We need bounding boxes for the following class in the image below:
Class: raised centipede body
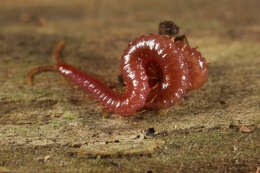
[28,34,208,116]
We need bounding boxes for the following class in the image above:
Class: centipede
[28,22,208,116]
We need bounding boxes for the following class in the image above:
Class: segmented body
[28,34,208,116]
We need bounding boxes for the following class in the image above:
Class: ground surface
[0,0,260,172]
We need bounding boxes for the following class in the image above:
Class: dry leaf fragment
[240,125,253,133]
[44,155,51,162]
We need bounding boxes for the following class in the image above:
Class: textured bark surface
[0,0,260,172]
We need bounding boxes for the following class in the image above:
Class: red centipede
[28,34,208,116]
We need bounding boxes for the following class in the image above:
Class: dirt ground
[0,0,260,172]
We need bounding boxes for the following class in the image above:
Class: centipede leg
[158,109,169,115]
[176,98,185,106]
[96,105,109,119]
[27,65,58,85]
[53,41,65,64]
[175,35,190,46]
[136,109,146,115]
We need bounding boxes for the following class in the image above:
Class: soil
[0,0,260,172]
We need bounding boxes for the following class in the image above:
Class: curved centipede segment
[28,34,208,116]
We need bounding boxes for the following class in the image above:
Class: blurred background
[0,0,259,172]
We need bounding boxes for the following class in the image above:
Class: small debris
[158,21,179,38]
[71,143,82,148]
[219,100,226,105]
[20,13,47,27]
[92,133,99,137]
[37,17,46,26]
[51,113,61,118]
[0,167,10,173]
[256,167,260,173]
[20,13,32,23]
[59,160,68,167]
[229,124,239,129]
[156,131,168,137]
[44,155,51,162]
[36,157,44,163]
[110,161,118,167]
[233,145,238,151]
[185,129,190,134]
[135,133,145,140]
[240,125,253,133]
[114,140,120,143]
[145,128,155,136]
